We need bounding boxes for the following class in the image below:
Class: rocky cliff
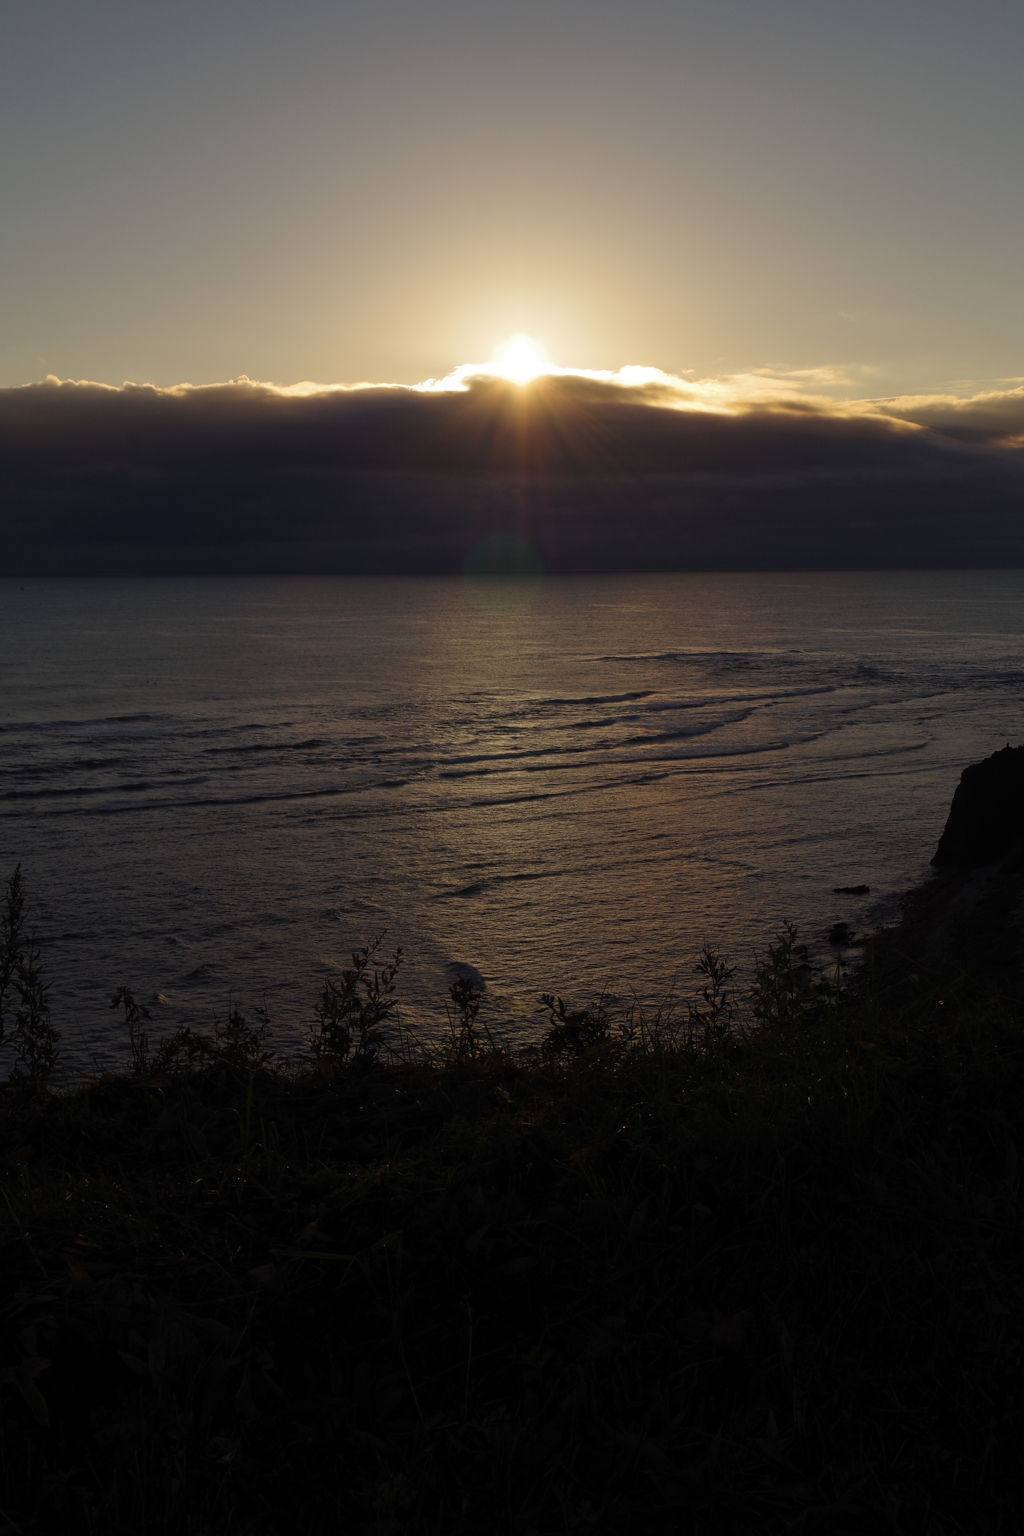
[931,742,1024,867]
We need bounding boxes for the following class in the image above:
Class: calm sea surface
[1,572,1022,1072]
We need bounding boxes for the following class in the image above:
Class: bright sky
[3,0,1023,399]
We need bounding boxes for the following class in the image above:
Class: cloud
[1,366,1022,574]
[873,384,1024,446]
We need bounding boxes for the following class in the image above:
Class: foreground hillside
[1,882,1023,1535]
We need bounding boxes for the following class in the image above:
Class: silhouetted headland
[858,741,1024,1004]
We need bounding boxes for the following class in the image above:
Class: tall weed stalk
[0,865,59,1082]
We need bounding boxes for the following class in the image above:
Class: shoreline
[857,851,1024,1006]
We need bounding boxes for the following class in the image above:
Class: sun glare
[490,333,549,384]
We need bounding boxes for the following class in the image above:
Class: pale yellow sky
[3,1,1023,399]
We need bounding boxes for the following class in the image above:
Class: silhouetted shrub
[151,1023,215,1074]
[110,985,152,1075]
[215,1000,274,1071]
[687,940,737,1050]
[446,975,488,1058]
[751,921,814,1034]
[0,865,59,1082]
[310,934,403,1069]
[537,991,612,1062]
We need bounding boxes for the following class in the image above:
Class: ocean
[1,570,1022,1073]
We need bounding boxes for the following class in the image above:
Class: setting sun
[490,333,549,384]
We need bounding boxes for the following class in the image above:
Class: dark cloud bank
[2,372,1023,575]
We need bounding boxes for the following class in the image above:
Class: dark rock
[931,743,1024,868]
[833,884,870,895]
[446,961,486,991]
[828,921,855,947]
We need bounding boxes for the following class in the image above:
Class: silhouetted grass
[1,919,1023,1532]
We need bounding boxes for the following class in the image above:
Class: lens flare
[490,333,548,384]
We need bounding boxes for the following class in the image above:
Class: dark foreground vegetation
[1,867,1023,1534]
